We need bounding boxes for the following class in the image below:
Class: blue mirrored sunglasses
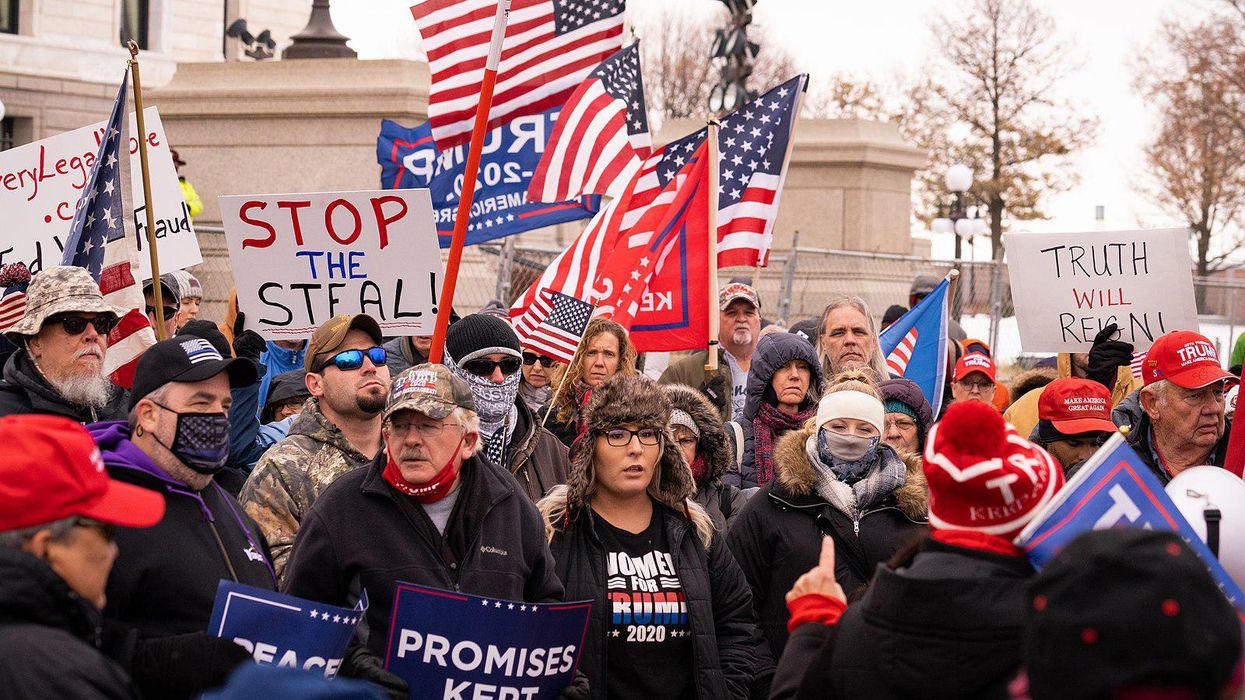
[318,346,386,372]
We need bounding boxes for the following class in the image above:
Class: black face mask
[151,402,230,475]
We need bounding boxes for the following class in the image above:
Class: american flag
[513,289,594,363]
[410,0,625,150]
[1130,351,1146,379]
[527,42,650,203]
[61,71,156,389]
[0,264,31,333]
[886,327,919,376]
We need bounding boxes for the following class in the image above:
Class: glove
[130,631,252,698]
[1086,323,1134,390]
[232,311,267,363]
[558,670,590,699]
[341,644,409,700]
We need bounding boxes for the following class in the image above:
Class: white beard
[49,371,114,410]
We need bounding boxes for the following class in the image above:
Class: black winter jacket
[769,538,1035,700]
[0,349,127,422]
[507,398,571,503]
[283,451,565,659]
[0,548,137,699]
[549,503,761,699]
[727,426,927,658]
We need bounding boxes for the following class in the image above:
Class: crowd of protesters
[0,266,1242,699]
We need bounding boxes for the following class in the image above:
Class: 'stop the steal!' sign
[220,189,443,339]
[1004,228,1198,353]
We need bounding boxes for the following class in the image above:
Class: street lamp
[931,163,987,318]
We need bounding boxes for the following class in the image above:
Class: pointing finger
[819,536,836,571]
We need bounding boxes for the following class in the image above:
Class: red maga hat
[1142,330,1236,389]
[1038,378,1118,435]
[954,352,996,383]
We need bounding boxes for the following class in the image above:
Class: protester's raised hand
[786,536,846,604]
[1087,323,1134,389]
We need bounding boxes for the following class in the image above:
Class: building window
[120,0,149,49]
[0,119,14,152]
[1,0,17,35]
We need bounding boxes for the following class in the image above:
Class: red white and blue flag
[409,0,625,150]
[512,289,595,363]
[879,273,951,418]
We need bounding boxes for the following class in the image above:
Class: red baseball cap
[1142,330,1236,389]
[954,352,996,382]
[0,415,165,532]
[1038,378,1118,435]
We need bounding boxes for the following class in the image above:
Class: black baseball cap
[129,337,258,410]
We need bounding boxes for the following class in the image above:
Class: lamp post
[709,0,759,114]
[931,164,988,319]
[283,0,356,60]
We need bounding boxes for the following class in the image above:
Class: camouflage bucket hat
[5,266,124,340]
[384,364,476,421]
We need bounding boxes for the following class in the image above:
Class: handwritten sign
[0,107,201,278]
[207,581,367,677]
[1004,228,1198,352]
[384,583,591,700]
[220,189,443,339]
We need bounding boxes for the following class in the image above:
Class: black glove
[1086,323,1134,390]
[341,644,409,700]
[232,310,267,363]
[130,631,252,699]
[558,670,590,699]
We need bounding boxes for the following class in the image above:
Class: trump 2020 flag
[878,274,950,418]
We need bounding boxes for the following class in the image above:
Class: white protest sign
[1004,228,1198,352]
[0,107,201,278]
[220,189,443,339]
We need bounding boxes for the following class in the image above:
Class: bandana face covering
[383,437,464,503]
[150,402,230,475]
[817,428,881,485]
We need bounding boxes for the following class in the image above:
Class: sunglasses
[317,346,386,372]
[522,352,556,368]
[72,517,117,543]
[462,356,522,377]
[46,314,117,336]
[145,305,178,322]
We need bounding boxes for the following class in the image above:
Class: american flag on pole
[410,0,625,150]
[527,42,650,202]
[512,289,594,363]
[61,70,156,389]
[886,327,920,376]
[0,264,31,333]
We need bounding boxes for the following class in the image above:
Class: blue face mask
[151,402,230,475]
[817,428,881,484]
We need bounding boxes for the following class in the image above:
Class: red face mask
[382,437,464,503]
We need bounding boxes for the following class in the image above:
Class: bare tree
[802,75,892,121]
[900,0,1096,258]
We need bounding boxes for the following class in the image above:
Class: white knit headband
[815,391,885,433]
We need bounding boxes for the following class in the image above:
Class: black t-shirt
[595,505,694,700]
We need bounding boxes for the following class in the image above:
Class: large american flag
[527,42,649,203]
[61,71,156,389]
[410,0,625,150]
[513,289,594,363]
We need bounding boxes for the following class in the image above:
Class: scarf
[753,402,813,487]
[446,352,521,466]
[518,381,551,413]
[690,453,710,485]
[804,434,906,519]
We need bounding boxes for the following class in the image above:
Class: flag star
[102,208,116,229]
[482,600,490,606]
[609,629,620,637]
[84,213,95,228]
[684,140,696,152]
[731,188,741,199]
[506,214,515,222]
[778,87,789,97]
[331,614,341,623]
[750,127,762,138]
[748,160,758,170]
[102,179,115,196]
[83,238,94,256]
[763,159,772,169]
[629,270,640,280]
[769,100,781,110]
[724,137,736,148]
[731,154,743,166]
[105,152,118,169]
[520,605,527,611]
[639,256,650,267]
[321,612,330,620]
[741,141,753,152]
[508,603,515,610]
[310,609,319,618]
[722,169,734,181]
[495,601,503,608]
[107,126,118,139]
[760,114,772,124]
[673,154,685,167]
[743,110,754,120]
[622,283,632,294]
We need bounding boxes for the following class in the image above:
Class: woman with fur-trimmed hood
[726,371,929,660]
[666,384,748,533]
[537,375,764,699]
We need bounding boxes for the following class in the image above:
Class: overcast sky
[334,0,1215,256]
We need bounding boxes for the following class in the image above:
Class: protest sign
[384,583,591,700]
[220,189,443,339]
[1003,228,1198,352]
[207,581,367,677]
[1016,434,1245,621]
[377,110,600,247]
[0,107,200,278]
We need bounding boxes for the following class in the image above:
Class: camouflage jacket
[240,397,372,581]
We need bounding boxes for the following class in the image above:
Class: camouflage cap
[5,266,124,340]
[385,364,476,421]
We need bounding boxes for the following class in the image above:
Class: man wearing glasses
[949,352,998,408]
[242,313,390,579]
[283,364,567,696]
[1031,378,1120,477]
[142,274,182,341]
[0,266,128,421]
[444,314,569,502]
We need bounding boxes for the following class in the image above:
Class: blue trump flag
[384,583,591,700]
[878,274,950,418]
[207,580,367,677]
[377,110,600,248]
[1016,434,1245,622]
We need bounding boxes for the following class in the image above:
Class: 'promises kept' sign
[1003,228,1198,353]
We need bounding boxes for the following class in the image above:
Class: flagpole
[704,119,721,373]
[540,339,587,431]
[429,0,511,363]
[127,41,166,341]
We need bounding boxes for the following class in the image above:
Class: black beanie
[445,313,520,363]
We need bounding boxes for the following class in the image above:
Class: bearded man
[661,282,763,421]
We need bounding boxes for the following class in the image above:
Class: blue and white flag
[879,274,950,418]
[377,110,600,248]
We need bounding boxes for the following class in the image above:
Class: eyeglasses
[145,305,178,322]
[317,346,386,372]
[601,427,662,447]
[45,314,117,336]
[389,419,459,439]
[522,352,556,368]
[957,379,995,392]
[462,356,522,377]
[72,517,116,543]
[884,416,918,431]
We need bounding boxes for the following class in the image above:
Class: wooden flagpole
[704,119,721,372]
[127,41,166,341]
[429,0,511,363]
[540,340,587,432]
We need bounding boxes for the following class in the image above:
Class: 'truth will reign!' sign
[1004,228,1198,353]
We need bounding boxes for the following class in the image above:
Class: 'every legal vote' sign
[1004,228,1198,353]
